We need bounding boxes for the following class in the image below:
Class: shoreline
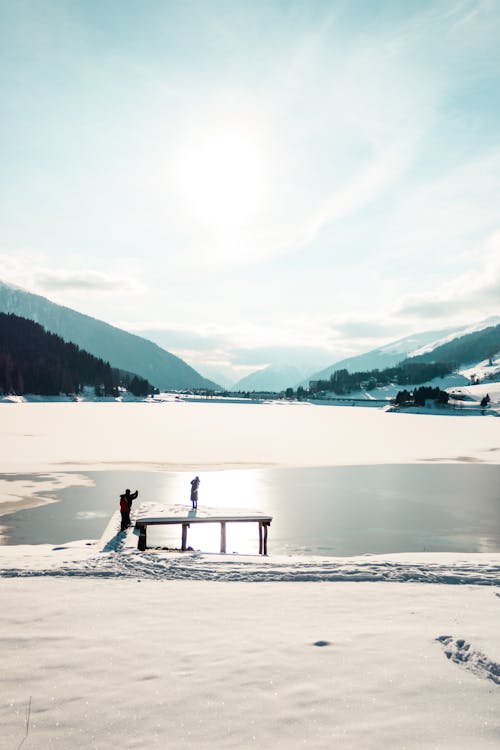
[1,453,498,520]
[2,539,500,583]
[0,472,94,518]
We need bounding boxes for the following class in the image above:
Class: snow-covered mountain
[306,318,500,385]
[232,364,307,393]
[0,281,218,390]
[408,316,500,358]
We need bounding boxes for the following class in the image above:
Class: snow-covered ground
[0,385,154,404]
[2,402,500,748]
[2,572,500,749]
[2,401,500,477]
[460,353,500,383]
[2,534,500,586]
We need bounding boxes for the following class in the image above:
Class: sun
[176,126,264,229]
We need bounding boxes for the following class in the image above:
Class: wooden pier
[134,509,272,555]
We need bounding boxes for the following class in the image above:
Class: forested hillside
[406,324,500,367]
[0,281,218,390]
[309,361,453,396]
[0,313,153,396]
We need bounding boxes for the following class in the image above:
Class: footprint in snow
[436,635,500,686]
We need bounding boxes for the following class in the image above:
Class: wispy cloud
[153,2,453,267]
[380,150,500,266]
[0,255,145,299]
[35,270,144,295]
[305,145,413,244]
[330,318,408,340]
[398,272,500,321]
[397,228,500,321]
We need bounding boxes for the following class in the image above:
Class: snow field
[2,579,500,750]
[1,402,500,481]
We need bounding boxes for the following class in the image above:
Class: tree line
[308,360,453,396]
[394,386,449,406]
[406,323,500,367]
[0,313,154,397]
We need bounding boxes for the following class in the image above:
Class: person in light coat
[190,476,200,509]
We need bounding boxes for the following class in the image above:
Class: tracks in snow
[2,550,500,585]
[436,635,500,686]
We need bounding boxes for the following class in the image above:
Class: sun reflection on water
[146,470,270,554]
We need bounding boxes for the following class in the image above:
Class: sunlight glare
[176,127,264,229]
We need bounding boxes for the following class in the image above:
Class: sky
[1,0,500,385]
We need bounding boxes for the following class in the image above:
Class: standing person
[124,488,138,512]
[190,476,200,509]
[119,493,129,532]
[119,488,138,531]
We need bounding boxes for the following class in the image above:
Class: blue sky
[1,0,500,383]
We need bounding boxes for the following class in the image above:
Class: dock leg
[138,525,147,551]
[258,522,263,555]
[263,522,268,556]
[220,521,226,554]
[181,523,189,551]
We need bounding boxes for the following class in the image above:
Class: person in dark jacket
[119,488,139,531]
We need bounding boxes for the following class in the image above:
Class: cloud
[0,255,146,299]
[305,144,415,245]
[330,319,408,340]
[398,296,465,319]
[136,327,228,352]
[34,270,144,295]
[397,231,500,322]
[399,277,500,320]
[381,150,500,266]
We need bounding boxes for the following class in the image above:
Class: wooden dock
[134,505,273,555]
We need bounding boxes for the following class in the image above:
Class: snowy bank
[1,539,500,586]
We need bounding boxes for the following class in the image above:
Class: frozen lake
[2,464,500,555]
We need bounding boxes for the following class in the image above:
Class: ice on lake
[2,464,500,555]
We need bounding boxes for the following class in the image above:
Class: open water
[2,464,500,556]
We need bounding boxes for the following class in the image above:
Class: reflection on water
[147,521,261,556]
[1,465,500,556]
[145,469,271,554]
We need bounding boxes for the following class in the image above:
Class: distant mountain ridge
[409,316,500,357]
[406,322,500,368]
[233,364,307,392]
[0,281,218,390]
[306,318,500,385]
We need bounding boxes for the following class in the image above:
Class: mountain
[306,319,500,384]
[0,281,218,390]
[406,321,500,367]
[233,364,306,393]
